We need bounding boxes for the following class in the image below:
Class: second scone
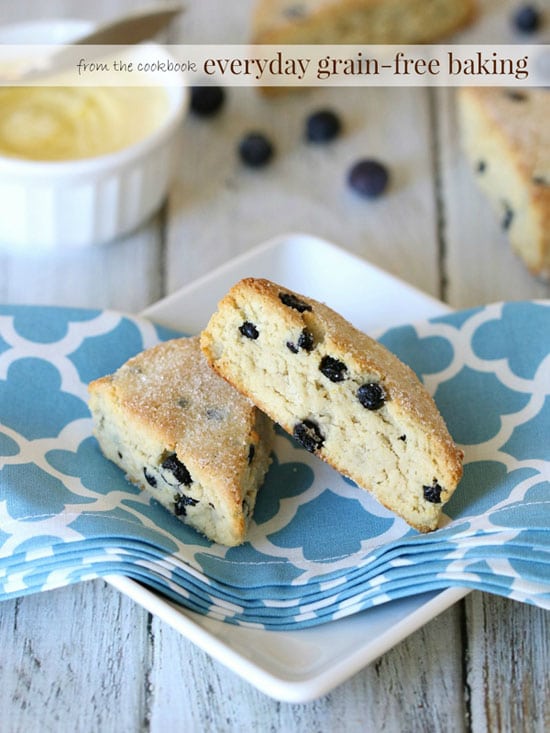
[200,278,463,533]
[89,336,274,546]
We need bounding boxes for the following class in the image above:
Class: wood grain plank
[0,214,165,312]
[0,581,150,733]
[465,592,550,733]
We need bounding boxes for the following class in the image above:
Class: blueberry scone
[200,279,463,533]
[88,336,273,546]
[252,0,476,45]
[459,87,550,279]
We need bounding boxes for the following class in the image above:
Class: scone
[88,336,273,546]
[459,87,550,279]
[252,0,476,45]
[200,279,463,533]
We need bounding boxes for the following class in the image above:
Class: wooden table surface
[0,0,549,731]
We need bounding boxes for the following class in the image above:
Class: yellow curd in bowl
[0,86,170,161]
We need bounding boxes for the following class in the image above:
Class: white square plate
[107,233,468,702]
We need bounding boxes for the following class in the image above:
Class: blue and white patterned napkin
[0,302,548,629]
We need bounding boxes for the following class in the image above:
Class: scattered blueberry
[293,419,325,453]
[279,292,312,312]
[348,159,389,199]
[513,5,541,33]
[190,86,225,116]
[319,355,348,382]
[162,453,192,485]
[423,480,443,504]
[174,492,199,516]
[239,321,259,339]
[238,132,274,168]
[306,109,342,143]
[357,383,386,410]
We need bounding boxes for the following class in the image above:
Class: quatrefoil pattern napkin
[0,302,548,629]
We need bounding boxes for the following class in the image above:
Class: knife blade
[0,3,184,83]
[72,3,184,46]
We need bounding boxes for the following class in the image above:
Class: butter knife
[0,3,184,82]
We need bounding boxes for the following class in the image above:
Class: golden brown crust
[92,338,257,502]
[252,0,476,45]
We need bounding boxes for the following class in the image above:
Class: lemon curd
[0,86,170,161]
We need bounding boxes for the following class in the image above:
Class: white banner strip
[0,44,548,87]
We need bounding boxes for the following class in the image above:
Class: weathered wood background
[0,0,548,730]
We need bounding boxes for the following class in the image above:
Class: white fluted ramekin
[0,20,187,251]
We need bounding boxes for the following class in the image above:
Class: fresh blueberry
[513,5,541,32]
[306,109,342,143]
[238,132,274,168]
[357,383,386,410]
[190,86,225,116]
[348,159,389,198]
